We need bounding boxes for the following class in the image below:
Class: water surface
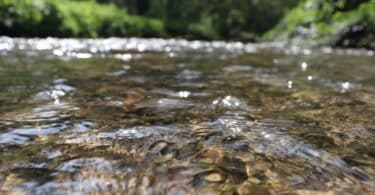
[0,38,374,194]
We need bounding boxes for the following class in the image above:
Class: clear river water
[0,38,374,194]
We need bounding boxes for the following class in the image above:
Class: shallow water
[0,37,374,194]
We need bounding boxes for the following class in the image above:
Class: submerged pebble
[205,173,225,182]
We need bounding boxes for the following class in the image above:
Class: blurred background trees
[93,0,298,40]
[265,0,374,48]
[0,0,373,48]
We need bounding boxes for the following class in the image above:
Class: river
[0,37,374,194]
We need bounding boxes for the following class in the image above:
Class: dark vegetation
[0,0,374,48]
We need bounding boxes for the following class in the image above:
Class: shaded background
[0,0,374,48]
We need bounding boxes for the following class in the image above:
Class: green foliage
[0,0,166,37]
[2,0,372,47]
[264,0,375,48]
[49,0,297,40]
[187,14,219,40]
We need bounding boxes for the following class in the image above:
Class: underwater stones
[1,37,374,193]
[204,173,225,183]
[149,141,169,154]
[191,123,212,139]
[199,158,215,165]
[236,184,271,195]
[197,147,225,164]
[191,123,211,133]
[154,153,174,164]
[247,177,261,184]
[294,190,335,195]
[168,160,190,170]
[121,95,146,118]
[1,173,25,191]
[57,157,113,173]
